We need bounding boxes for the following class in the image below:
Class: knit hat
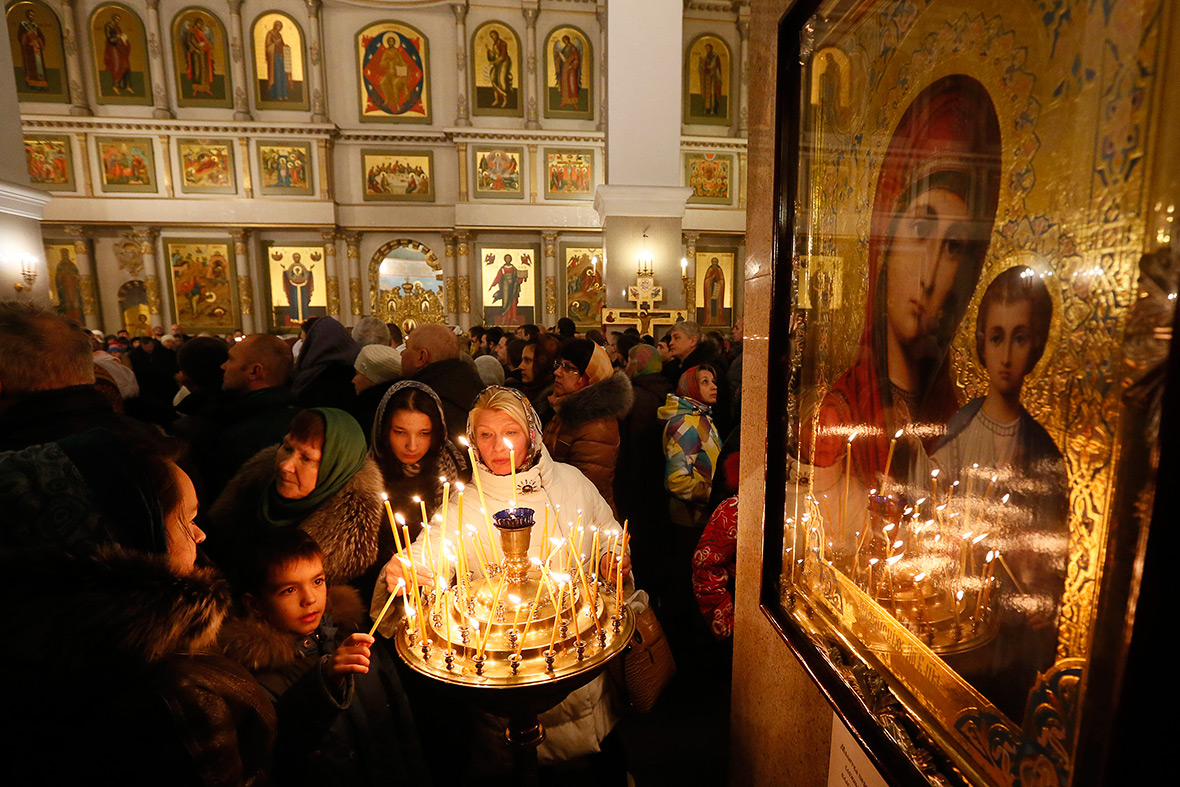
[559,338,613,385]
[354,344,402,383]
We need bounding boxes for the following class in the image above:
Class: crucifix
[603,272,687,336]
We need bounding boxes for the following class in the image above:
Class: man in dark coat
[0,300,133,451]
[171,333,299,503]
[400,324,485,441]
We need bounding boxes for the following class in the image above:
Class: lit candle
[440,479,450,523]
[615,554,624,602]
[456,481,465,530]
[882,428,903,481]
[392,512,408,560]
[440,579,452,648]
[548,537,565,572]
[381,493,404,554]
[510,593,524,629]
[930,469,940,508]
[591,526,600,578]
[565,572,580,642]
[421,523,436,576]
[460,437,498,562]
[680,257,688,277]
[541,507,550,560]
[368,583,399,637]
[520,560,550,651]
[548,574,566,651]
[436,515,448,580]
[569,542,600,637]
[974,550,997,622]
[841,432,855,533]
[505,437,517,508]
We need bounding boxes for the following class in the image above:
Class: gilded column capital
[229,228,251,246]
[541,231,558,259]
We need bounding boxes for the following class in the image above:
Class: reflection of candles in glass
[841,432,855,532]
[983,474,998,501]
[975,550,997,622]
[883,428,903,481]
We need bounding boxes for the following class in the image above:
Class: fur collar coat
[543,369,634,511]
[3,546,275,785]
[207,444,385,585]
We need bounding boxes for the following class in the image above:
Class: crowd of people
[0,300,744,784]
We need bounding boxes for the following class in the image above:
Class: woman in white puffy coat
[371,385,631,771]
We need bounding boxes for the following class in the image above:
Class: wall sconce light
[12,255,38,292]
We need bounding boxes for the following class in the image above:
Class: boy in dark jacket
[220,529,429,786]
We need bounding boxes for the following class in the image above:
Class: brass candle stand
[393,506,635,779]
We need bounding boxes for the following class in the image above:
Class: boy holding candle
[220,528,428,785]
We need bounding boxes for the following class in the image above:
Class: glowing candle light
[547,576,564,652]
[841,432,855,531]
[883,428,903,481]
[456,481,465,529]
[984,474,998,501]
[459,436,497,561]
[381,493,404,554]
[930,468,940,506]
[615,554,624,602]
[541,507,550,560]
[510,593,524,629]
[440,578,452,647]
[975,550,997,622]
[413,495,429,529]
[392,512,408,559]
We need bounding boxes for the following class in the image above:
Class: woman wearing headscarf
[615,343,674,589]
[370,387,630,777]
[803,75,1002,554]
[292,316,361,410]
[207,407,385,590]
[519,333,560,426]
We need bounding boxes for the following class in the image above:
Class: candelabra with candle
[391,504,634,776]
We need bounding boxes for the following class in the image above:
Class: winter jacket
[220,586,428,786]
[206,445,385,587]
[371,444,624,765]
[615,372,673,528]
[0,384,133,452]
[658,393,722,528]
[3,546,276,786]
[409,357,487,442]
[542,370,634,513]
[692,496,738,640]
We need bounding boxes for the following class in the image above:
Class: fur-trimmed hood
[220,585,366,673]
[207,445,386,584]
[5,546,230,675]
[550,369,634,429]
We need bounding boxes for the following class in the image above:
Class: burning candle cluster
[791,432,1021,654]
[376,489,634,684]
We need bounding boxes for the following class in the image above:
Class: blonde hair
[469,387,531,435]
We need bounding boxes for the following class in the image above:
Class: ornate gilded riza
[444,276,456,314]
[777,2,1169,786]
[459,275,471,314]
[545,275,556,314]
[237,274,252,315]
[349,277,362,316]
[144,274,160,314]
[376,281,446,331]
[326,275,340,317]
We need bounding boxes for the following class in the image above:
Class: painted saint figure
[53,248,82,324]
[698,43,723,116]
[702,257,726,325]
[103,13,132,93]
[281,253,314,324]
[488,253,529,325]
[18,9,48,90]
[264,20,290,100]
[930,265,1069,720]
[553,34,581,109]
[485,29,511,107]
[183,17,214,97]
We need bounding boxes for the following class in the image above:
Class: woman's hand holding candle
[384,553,434,592]
[599,551,631,580]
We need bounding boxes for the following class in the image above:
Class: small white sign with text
[828,712,889,787]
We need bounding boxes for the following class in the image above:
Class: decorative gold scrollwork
[376,281,446,334]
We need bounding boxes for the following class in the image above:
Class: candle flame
[956,590,965,601]
[397,578,406,588]
[440,476,448,484]
[504,438,513,449]
[914,572,927,582]
[464,524,476,533]
[883,523,896,532]
[868,558,879,565]
[885,555,903,566]
[455,481,465,492]
[412,495,421,503]
[381,492,389,501]
[508,594,521,605]
[847,432,856,444]
[395,512,406,525]
[458,436,470,448]
[931,469,940,478]
[972,533,987,544]
[985,550,995,562]
[915,497,927,506]
[529,556,543,566]
[1000,493,1011,504]
[892,540,903,550]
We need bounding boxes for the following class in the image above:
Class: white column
[230,229,255,332]
[225,0,252,120]
[542,231,558,321]
[457,231,473,327]
[522,2,539,129]
[64,226,100,327]
[144,0,174,118]
[305,0,328,122]
[59,0,92,116]
[442,232,459,324]
[321,228,341,320]
[345,232,364,321]
[452,2,471,126]
[142,228,167,330]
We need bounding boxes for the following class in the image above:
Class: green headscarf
[259,407,368,528]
